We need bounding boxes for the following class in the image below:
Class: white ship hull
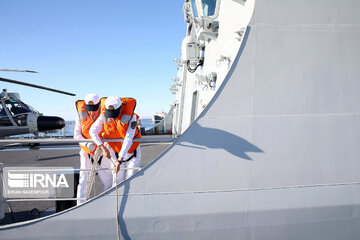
[1,0,360,239]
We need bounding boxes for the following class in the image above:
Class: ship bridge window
[191,0,198,18]
[191,0,220,18]
[201,0,217,16]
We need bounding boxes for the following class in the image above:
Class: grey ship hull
[1,0,360,239]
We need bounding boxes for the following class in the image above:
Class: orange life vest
[101,97,142,154]
[75,99,104,154]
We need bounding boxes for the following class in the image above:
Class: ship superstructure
[171,0,253,135]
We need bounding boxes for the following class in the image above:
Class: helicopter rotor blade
[0,69,38,73]
[0,77,76,96]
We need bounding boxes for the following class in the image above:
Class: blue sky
[0,0,185,120]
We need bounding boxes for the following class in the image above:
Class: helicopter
[0,69,76,138]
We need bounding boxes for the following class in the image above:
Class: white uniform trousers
[107,145,141,185]
[76,149,113,205]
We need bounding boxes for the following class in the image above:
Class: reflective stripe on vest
[120,114,132,124]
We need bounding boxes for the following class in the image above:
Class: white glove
[85,142,96,152]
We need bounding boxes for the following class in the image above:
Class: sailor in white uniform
[74,94,113,205]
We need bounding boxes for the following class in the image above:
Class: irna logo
[3,167,75,199]
[7,172,69,188]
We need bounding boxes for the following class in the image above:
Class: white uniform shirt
[89,114,137,159]
[74,113,100,148]
[74,115,87,148]
[74,115,84,140]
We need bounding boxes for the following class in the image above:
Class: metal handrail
[0,137,175,144]
[4,167,142,172]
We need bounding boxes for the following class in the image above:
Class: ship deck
[0,135,172,225]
